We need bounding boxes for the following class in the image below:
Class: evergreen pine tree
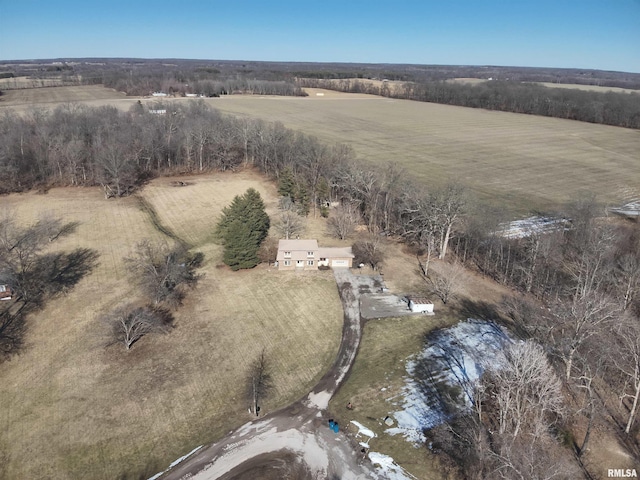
[215,188,270,270]
[277,167,295,200]
[295,182,310,217]
[317,177,330,218]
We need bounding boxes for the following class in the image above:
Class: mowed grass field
[2,84,639,213]
[0,170,343,479]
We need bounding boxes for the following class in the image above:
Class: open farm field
[0,75,74,89]
[0,171,343,479]
[0,84,129,110]
[534,82,640,94]
[209,89,640,213]
[447,78,640,94]
[3,85,639,214]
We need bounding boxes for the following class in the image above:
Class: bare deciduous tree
[433,183,466,260]
[486,340,564,439]
[276,206,305,240]
[104,304,172,350]
[610,318,640,434]
[246,349,272,416]
[125,240,202,308]
[428,261,465,304]
[352,234,385,270]
[616,253,640,311]
[327,203,360,240]
[553,293,619,380]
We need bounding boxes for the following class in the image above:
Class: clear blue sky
[1,0,639,72]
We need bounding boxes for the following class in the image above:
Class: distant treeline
[300,77,640,129]
[94,70,306,97]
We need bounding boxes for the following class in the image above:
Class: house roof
[278,239,318,251]
[408,296,433,305]
[318,247,354,259]
[275,239,354,263]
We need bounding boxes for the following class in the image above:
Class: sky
[1,0,639,72]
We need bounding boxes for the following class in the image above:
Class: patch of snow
[350,420,376,439]
[610,199,640,217]
[368,451,416,480]
[387,319,515,445]
[147,445,203,480]
[306,390,332,410]
[497,216,568,239]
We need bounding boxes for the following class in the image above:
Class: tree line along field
[2,84,639,215]
[0,171,343,479]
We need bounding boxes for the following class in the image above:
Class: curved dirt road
[159,269,383,480]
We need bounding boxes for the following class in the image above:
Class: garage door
[331,259,349,267]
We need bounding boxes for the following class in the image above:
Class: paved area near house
[360,294,417,320]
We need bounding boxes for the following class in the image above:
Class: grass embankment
[0,171,343,479]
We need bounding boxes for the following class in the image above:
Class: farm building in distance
[276,239,354,271]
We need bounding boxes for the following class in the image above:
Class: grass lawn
[0,172,343,479]
[328,314,458,480]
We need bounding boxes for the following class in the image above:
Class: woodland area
[1,97,639,477]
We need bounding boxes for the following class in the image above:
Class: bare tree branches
[125,240,202,308]
[428,262,465,305]
[246,349,272,416]
[275,200,305,240]
[487,341,564,439]
[327,203,360,240]
[103,304,172,350]
[352,234,385,270]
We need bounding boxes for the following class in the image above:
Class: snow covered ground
[368,452,417,480]
[497,216,568,239]
[610,199,640,218]
[386,319,515,445]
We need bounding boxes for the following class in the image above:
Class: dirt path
[158,269,379,480]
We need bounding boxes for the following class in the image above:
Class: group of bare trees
[102,240,203,351]
[451,197,640,471]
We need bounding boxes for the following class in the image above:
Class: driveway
[158,269,380,480]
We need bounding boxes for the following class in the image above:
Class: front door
[296,260,304,268]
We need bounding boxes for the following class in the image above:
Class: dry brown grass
[208,90,640,214]
[0,85,129,111]
[534,82,640,94]
[0,172,343,479]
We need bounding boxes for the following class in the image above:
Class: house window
[319,258,327,262]
[284,260,291,266]
[307,260,314,266]
[307,251,314,257]
[284,251,291,258]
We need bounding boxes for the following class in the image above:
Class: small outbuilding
[408,296,434,314]
[0,284,13,301]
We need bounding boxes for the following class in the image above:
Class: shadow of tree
[453,298,505,324]
[0,248,99,359]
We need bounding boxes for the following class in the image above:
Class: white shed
[408,296,434,314]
